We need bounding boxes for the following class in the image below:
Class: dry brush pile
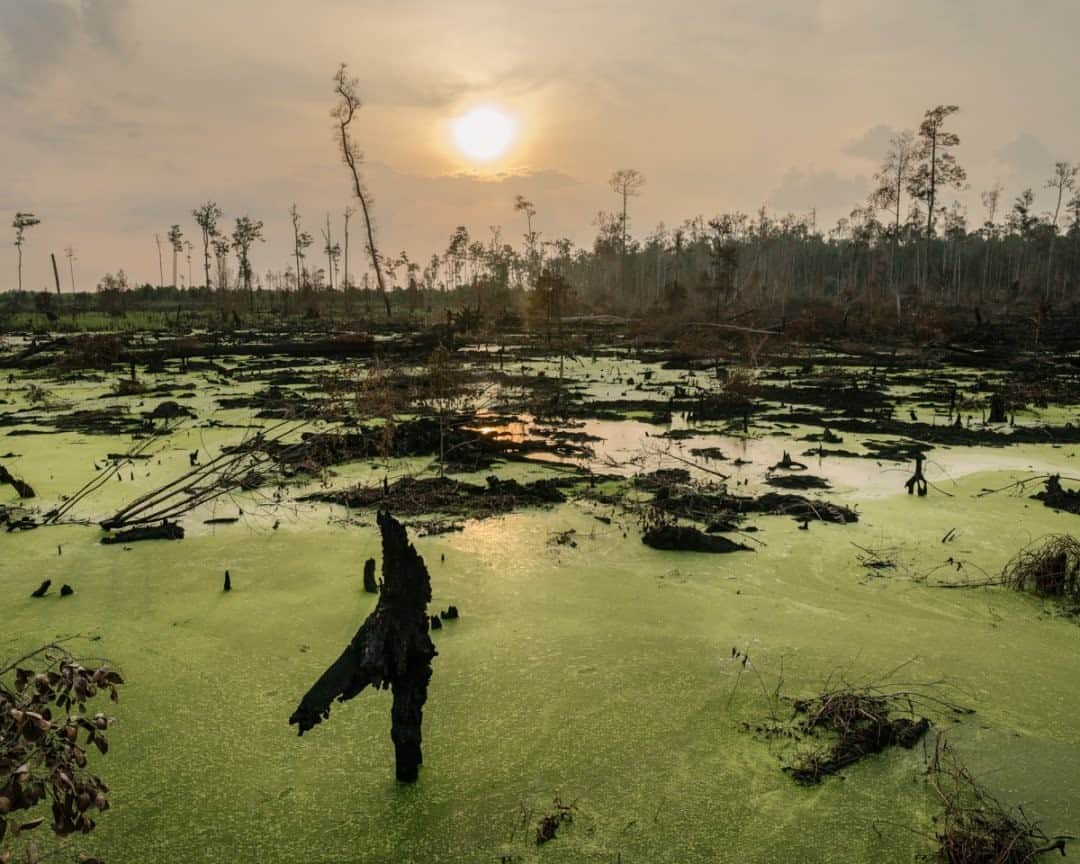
[1003,534,1080,610]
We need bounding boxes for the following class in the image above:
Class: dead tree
[905,453,928,496]
[290,510,436,782]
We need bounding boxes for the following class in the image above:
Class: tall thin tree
[64,245,76,293]
[608,169,646,304]
[907,105,966,294]
[979,183,1003,302]
[872,130,915,297]
[1045,161,1078,300]
[12,212,41,292]
[333,64,390,317]
[322,213,335,291]
[167,224,183,289]
[193,202,224,290]
[343,205,354,291]
[231,216,265,311]
[154,234,165,288]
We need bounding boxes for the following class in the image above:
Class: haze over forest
[4,0,1080,292]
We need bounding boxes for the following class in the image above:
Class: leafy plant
[0,643,124,864]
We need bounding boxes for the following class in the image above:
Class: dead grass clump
[1002,534,1080,601]
[928,740,1070,863]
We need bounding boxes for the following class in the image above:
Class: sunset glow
[451,105,515,162]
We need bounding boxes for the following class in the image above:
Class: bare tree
[290,204,305,291]
[333,63,390,317]
[321,213,336,291]
[1045,161,1078,300]
[193,201,224,290]
[154,234,165,288]
[12,212,40,292]
[64,245,77,292]
[343,205,355,290]
[908,105,966,293]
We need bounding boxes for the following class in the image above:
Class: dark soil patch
[302,474,570,519]
[765,474,831,491]
[642,524,752,553]
[653,486,857,526]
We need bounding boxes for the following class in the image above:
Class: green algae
[3,357,1080,862]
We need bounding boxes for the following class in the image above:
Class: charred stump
[1033,474,1080,515]
[771,451,808,471]
[289,510,436,783]
[363,557,378,594]
[988,392,1007,424]
[905,454,928,497]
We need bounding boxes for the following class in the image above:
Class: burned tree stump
[771,451,808,471]
[905,454,928,497]
[290,510,436,783]
[988,392,1007,424]
[363,557,378,594]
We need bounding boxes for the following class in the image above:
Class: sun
[452,105,515,162]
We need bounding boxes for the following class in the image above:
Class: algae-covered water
[3,354,1079,862]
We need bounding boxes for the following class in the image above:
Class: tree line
[8,102,1079,330]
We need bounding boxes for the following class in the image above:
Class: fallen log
[101,520,185,544]
[0,464,35,498]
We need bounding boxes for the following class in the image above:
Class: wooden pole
[50,253,62,295]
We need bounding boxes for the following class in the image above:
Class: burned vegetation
[746,678,951,786]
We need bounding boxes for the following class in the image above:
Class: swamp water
[2,353,1079,862]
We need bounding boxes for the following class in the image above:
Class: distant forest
[5,105,1080,338]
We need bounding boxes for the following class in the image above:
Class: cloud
[0,0,134,89]
[994,133,1055,187]
[80,0,134,56]
[846,124,899,160]
[729,0,821,33]
[0,0,79,81]
[769,167,869,212]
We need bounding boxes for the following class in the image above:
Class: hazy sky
[3,0,1079,292]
